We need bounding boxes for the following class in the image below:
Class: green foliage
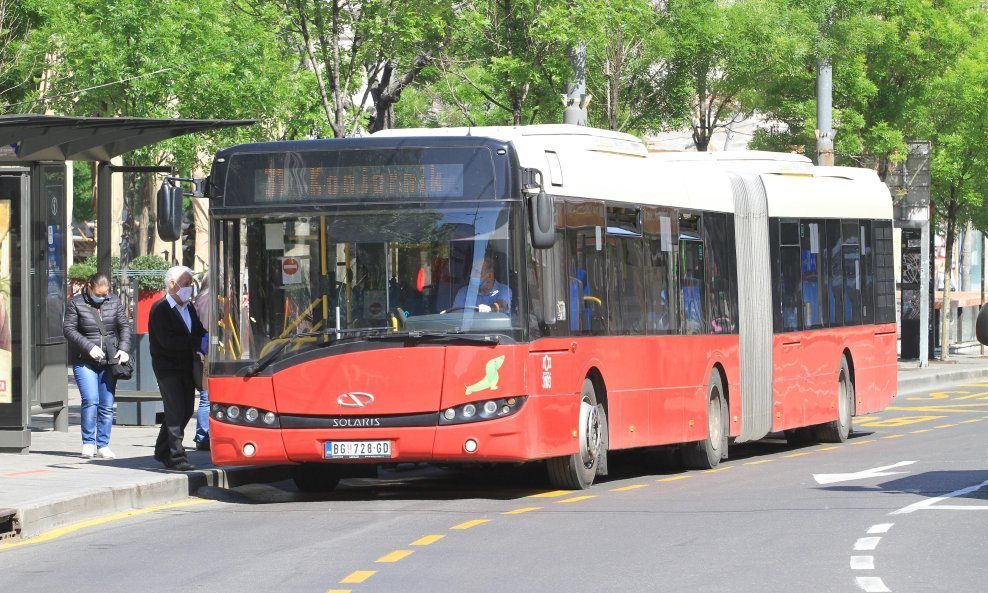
[72,161,93,221]
[83,254,120,272]
[128,254,168,291]
[67,262,96,282]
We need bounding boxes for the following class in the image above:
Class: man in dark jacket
[149,265,206,471]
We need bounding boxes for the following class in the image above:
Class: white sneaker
[81,444,96,458]
[96,447,116,459]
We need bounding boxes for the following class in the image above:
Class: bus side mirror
[156,182,183,242]
[525,168,554,249]
[977,305,988,346]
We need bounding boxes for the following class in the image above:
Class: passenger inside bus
[451,255,512,313]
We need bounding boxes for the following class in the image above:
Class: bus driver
[452,255,511,313]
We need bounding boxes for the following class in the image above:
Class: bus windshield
[212,202,522,365]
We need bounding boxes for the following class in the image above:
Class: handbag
[94,306,132,380]
[111,359,134,380]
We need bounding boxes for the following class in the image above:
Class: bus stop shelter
[0,114,253,453]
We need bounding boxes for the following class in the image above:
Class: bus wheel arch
[682,364,728,469]
[546,370,609,489]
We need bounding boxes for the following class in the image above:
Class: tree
[921,38,988,359]
[571,0,676,133]
[437,0,573,126]
[662,0,815,151]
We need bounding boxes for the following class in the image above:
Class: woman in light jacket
[63,273,131,459]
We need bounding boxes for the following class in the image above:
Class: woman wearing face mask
[63,273,132,459]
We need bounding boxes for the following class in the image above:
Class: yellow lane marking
[705,466,734,473]
[0,499,211,550]
[451,519,490,530]
[784,452,811,458]
[376,550,414,563]
[557,495,596,503]
[411,534,445,546]
[850,440,875,446]
[528,490,572,498]
[935,424,957,429]
[960,419,984,424]
[340,571,375,584]
[888,404,988,413]
[745,459,775,465]
[610,484,648,492]
[908,391,960,400]
[911,429,932,434]
[954,391,988,400]
[656,475,691,482]
[882,434,906,439]
[819,446,841,451]
[856,415,944,427]
[503,507,541,515]
[326,590,351,593]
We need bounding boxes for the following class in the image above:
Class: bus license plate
[325,440,392,459]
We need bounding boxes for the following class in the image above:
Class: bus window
[644,207,678,334]
[860,220,874,324]
[842,220,862,326]
[530,199,569,337]
[826,219,844,326]
[679,212,705,335]
[778,220,802,332]
[800,220,828,329]
[874,220,895,324]
[703,212,738,334]
[566,200,607,336]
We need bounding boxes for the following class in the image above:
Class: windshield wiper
[366,330,501,345]
[240,327,389,377]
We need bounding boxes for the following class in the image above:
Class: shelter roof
[0,114,254,161]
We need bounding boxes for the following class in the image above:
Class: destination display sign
[223,146,497,205]
[255,163,464,202]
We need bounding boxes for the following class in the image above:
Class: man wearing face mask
[149,266,207,471]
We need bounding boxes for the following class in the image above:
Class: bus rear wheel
[547,378,607,490]
[292,463,342,492]
[816,357,853,443]
[683,370,727,470]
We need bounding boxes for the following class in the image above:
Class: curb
[11,464,291,541]
[896,367,988,395]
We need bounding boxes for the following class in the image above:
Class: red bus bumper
[209,392,578,467]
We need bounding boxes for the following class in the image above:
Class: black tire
[291,463,342,492]
[683,369,728,470]
[816,357,854,443]
[547,378,607,490]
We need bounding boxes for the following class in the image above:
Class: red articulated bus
[159,125,897,491]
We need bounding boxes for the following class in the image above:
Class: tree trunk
[939,201,957,360]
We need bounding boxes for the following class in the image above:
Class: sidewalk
[0,381,290,541]
[3,351,988,543]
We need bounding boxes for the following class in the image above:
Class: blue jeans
[195,389,210,443]
[73,363,116,448]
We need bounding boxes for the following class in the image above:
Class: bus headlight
[211,404,280,428]
[438,396,527,425]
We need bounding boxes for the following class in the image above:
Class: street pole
[816,57,835,167]
[563,42,589,126]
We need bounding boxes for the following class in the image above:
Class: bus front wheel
[816,357,853,443]
[547,378,607,490]
[683,370,727,469]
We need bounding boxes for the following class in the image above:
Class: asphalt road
[3,378,987,593]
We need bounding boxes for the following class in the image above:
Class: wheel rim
[708,388,723,450]
[578,396,601,469]
[838,370,850,428]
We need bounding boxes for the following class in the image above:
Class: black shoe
[169,461,197,472]
[195,439,210,451]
